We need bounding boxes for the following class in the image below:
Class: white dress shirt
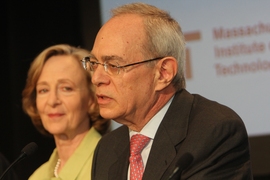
[128,96,174,180]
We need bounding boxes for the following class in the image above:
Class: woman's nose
[47,90,61,107]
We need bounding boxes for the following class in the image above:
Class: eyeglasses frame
[81,56,164,75]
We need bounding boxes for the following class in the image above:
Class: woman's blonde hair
[22,44,110,136]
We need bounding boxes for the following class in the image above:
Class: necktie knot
[130,134,150,155]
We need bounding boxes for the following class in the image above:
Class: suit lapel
[143,89,194,180]
[143,124,177,179]
[108,126,130,180]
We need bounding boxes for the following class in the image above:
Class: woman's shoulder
[28,149,57,180]
[28,161,52,180]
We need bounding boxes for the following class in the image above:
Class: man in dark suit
[86,2,253,179]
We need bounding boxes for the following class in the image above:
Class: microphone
[0,142,38,180]
[168,153,193,180]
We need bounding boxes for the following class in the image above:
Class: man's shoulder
[172,89,244,127]
[192,93,241,119]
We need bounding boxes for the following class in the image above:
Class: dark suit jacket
[92,89,253,180]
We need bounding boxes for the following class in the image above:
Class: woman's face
[36,55,93,137]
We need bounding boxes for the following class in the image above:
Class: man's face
[90,14,159,126]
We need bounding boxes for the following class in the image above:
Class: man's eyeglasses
[81,56,164,75]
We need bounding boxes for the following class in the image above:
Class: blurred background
[1,0,269,179]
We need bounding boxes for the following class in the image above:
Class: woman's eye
[62,87,73,92]
[37,89,48,94]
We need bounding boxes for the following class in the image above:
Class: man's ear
[155,57,177,91]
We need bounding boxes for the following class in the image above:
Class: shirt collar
[130,95,174,139]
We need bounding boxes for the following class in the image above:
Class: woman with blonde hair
[22,44,110,179]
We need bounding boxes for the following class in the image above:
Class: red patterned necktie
[129,134,151,180]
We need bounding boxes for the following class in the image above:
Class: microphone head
[21,142,38,157]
